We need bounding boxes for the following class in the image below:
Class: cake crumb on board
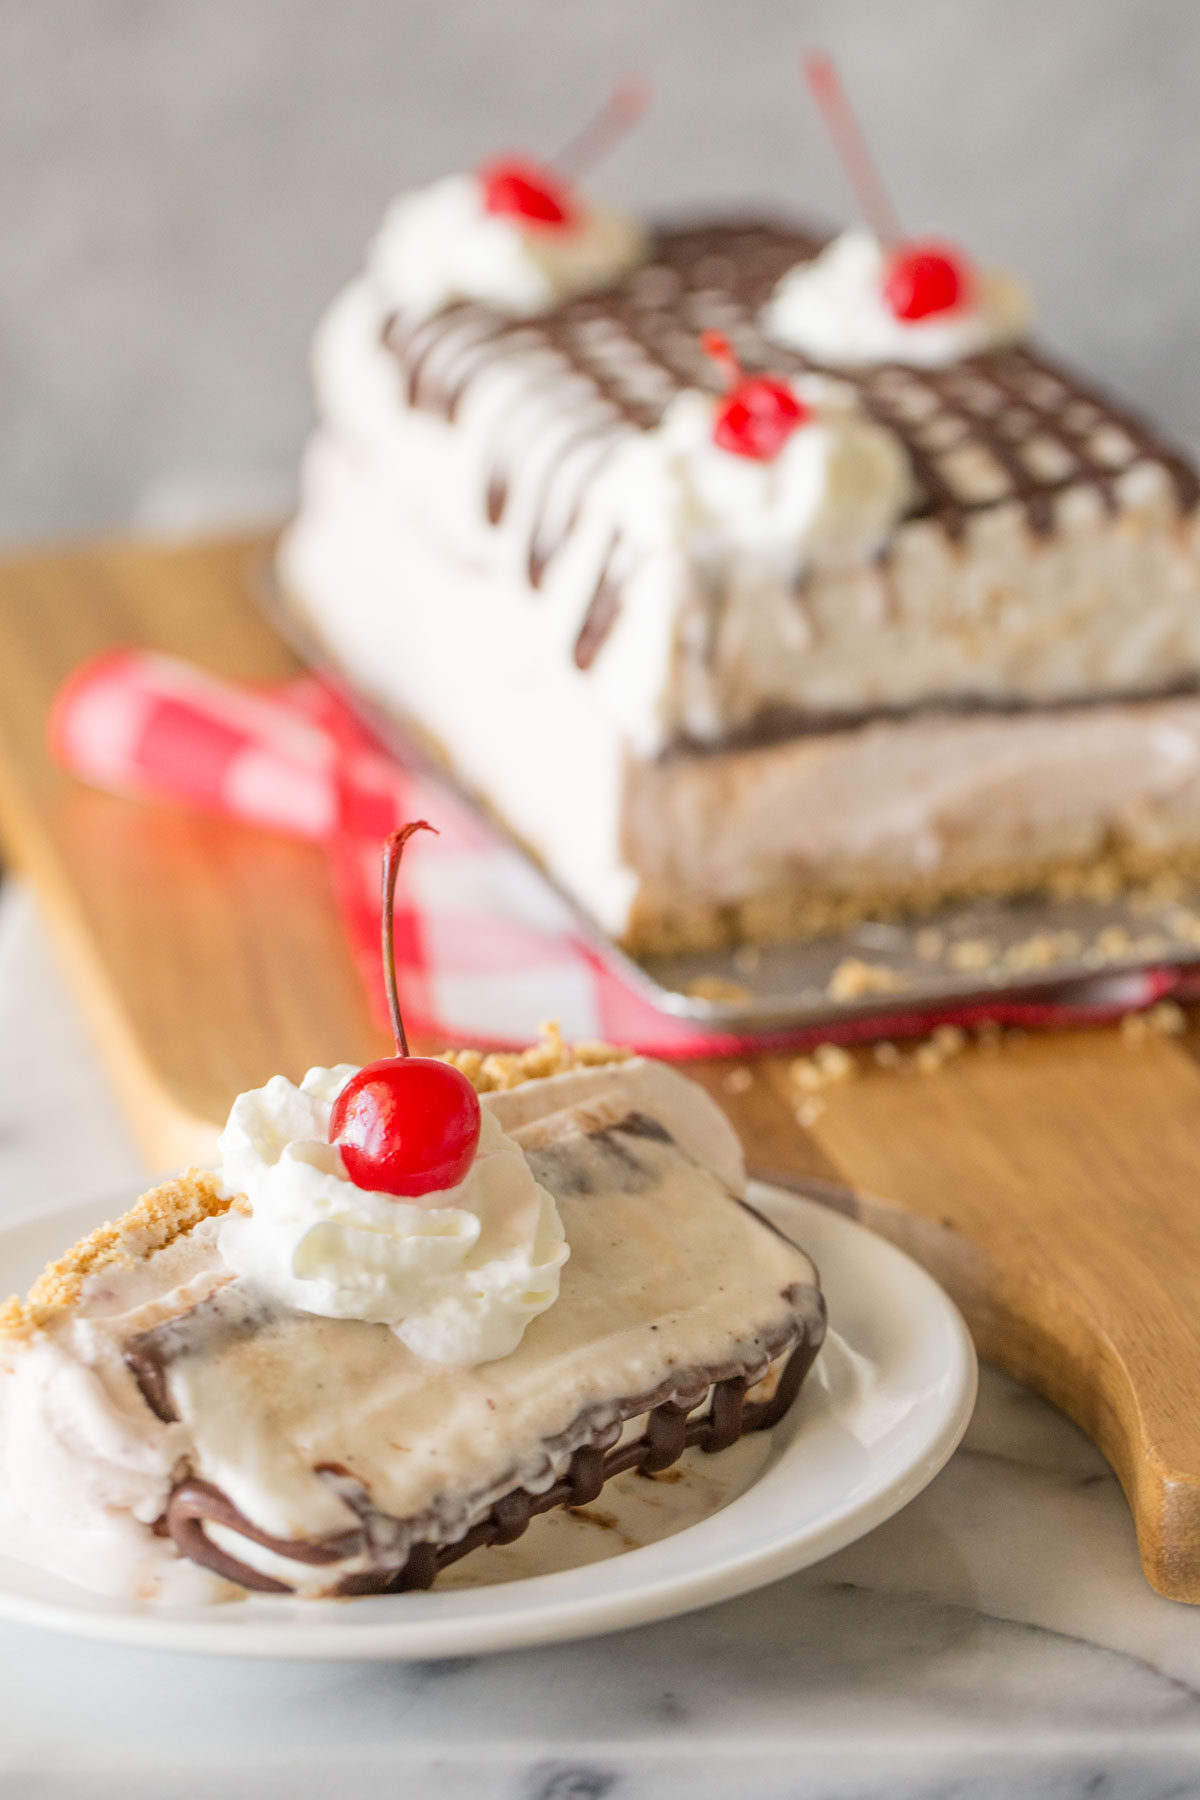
[826,958,910,1003]
[1120,1001,1187,1043]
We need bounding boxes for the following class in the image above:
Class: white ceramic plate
[0,1181,976,1659]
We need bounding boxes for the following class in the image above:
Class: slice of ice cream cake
[0,1041,824,1602]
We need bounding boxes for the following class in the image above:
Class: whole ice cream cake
[280,155,1200,953]
[0,1040,824,1601]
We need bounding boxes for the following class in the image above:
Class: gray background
[3,0,1198,543]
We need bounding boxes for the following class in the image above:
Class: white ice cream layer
[217,1066,567,1366]
[368,172,646,320]
[763,229,1031,368]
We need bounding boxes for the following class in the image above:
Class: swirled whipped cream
[217,1065,568,1366]
[763,229,1031,368]
[367,172,645,321]
[602,375,912,576]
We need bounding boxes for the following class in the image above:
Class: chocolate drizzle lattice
[382,221,1200,668]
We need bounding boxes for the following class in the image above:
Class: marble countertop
[2,882,1200,1798]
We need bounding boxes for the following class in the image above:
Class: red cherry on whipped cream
[480,158,575,228]
[701,330,811,461]
[883,242,973,322]
[478,81,651,233]
[799,55,977,329]
[329,822,481,1200]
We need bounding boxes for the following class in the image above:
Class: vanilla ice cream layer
[300,274,1200,747]
[0,1063,820,1601]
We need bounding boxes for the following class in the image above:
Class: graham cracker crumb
[795,1099,825,1127]
[722,1067,754,1094]
[948,938,998,974]
[1121,1000,1187,1043]
[439,1021,631,1095]
[0,1295,29,1342]
[1002,930,1082,974]
[827,958,909,1004]
[1168,909,1200,948]
[815,1043,856,1082]
[2,1170,234,1339]
[790,1043,857,1093]
[913,1025,969,1075]
[868,1020,1000,1080]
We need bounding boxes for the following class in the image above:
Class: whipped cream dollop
[762,229,1031,368]
[217,1066,568,1366]
[367,172,646,321]
[602,375,912,577]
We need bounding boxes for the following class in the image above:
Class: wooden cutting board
[2,531,1200,1603]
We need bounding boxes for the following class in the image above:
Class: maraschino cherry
[701,331,811,461]
[328,822,481,1200]
[883,242,972,321]
[479,77,650,232]
[481,159,575,228]
[801,51,973,324]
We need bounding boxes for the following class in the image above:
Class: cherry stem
[700,330,743,389]
[380,821,438,1059]
[552,75,652,182]
[802,50,903,248]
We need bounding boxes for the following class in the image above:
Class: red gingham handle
[51,648,356,841]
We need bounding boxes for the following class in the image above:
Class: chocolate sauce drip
[124,1344,177,1424]
[525,1111,671,1198]
[567,1444,606,1506]
[162,1307,826,1599]
[640,1402,690,1473]
[491,1489,532,1545]
[603,1110,674,1145]
[166,1477,363,1595]
[528,539,551,590]
[485,470,508,525]
[382,218,1200,669]
[574,540,623,671]
[125,1285,276,1427]
[706,1376,749,1453]
[526,425,628,590]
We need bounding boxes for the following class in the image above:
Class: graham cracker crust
[0,1171,238,1341]
[621,842,1200,958]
